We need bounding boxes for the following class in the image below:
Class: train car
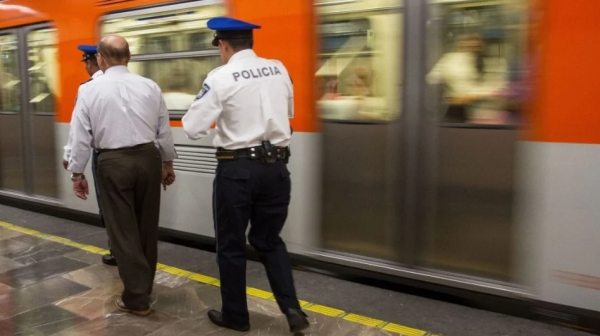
[1,0,600,332]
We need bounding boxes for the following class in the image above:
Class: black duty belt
[216,141,290,164]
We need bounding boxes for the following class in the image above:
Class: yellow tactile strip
[0,220,437,336]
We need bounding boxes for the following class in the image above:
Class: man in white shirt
[62,45,117,267]
[182,17,309,333]
[68,35,177,316]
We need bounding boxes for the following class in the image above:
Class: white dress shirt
[63,70,103,162]
[182,49,294,150]
[68,65,177,174]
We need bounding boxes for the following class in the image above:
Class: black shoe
[115,298,152,317]
[285,308,309,333]
[102,254,117,266]
[207,310,250,332]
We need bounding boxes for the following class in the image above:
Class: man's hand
[161,161,176,191]
[73,178,89,200]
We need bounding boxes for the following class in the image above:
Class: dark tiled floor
[0,204,594,336]
[0,257,89,289]
[3,241,78,266]
[0,304,88,336]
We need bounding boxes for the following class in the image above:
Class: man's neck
[103,65,129,74]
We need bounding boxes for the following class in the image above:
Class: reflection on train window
[129,56,221,116]
[0,34,20,113]
[27,28,59,114]
[316,0,403,122]
[102,4,224,55]
[426,0,527,126]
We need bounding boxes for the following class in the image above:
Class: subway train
[1,0,600,333]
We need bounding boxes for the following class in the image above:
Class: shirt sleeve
[67,87,93,174]
[182,76,223,140]
[63,92,81,162]
[288,75,294,119]
[63,124,74,162]
[155,88,178,162]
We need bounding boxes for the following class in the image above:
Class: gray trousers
[96,143,162,310]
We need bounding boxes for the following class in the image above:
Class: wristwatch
[71,173,85,182]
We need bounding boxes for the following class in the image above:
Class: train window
[27,28,59,115]
[101,3,223,55]
[425,0,527,126]
[0,34,20,113]
[129,56,221,116]
[316,0,403,122]
[101,2,224,118]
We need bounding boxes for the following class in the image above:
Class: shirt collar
[104,65,130,75]
[92,70,103,79]
[229,49,256,63]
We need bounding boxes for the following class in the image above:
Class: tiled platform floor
[0,226,400,336]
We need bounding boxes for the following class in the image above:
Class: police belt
[216,145,290,162]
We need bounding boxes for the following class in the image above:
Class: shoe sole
[102,256,117,266]
[115,301,152,317]
[208,313,250,332]
[209,320,250,332]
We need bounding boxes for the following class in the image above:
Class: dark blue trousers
[91,149,112,252]
[213,159,301,324]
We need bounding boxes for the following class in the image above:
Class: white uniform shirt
[182,49,294,149]
[63,70,103,162]
[68,65,177,174]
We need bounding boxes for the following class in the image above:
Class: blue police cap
[77,44,97,62]
[207,17,261,47]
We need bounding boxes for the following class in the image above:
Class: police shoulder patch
[195,83,211,101]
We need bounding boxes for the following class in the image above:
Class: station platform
[0,203,593,336]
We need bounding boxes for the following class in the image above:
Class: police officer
[62,45,117,266]
[182,17,309,333]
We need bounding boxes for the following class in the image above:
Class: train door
[315,0,529,289]
[0,24,59,200]
[417,0,528,282]
[316,0,405,261]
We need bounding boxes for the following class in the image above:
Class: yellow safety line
[0,220,438,336]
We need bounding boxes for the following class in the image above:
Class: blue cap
[207,17,261,31]
[77,44,97,62]
[207,17,261,47]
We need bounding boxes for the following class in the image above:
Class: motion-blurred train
[1,0,599,332]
